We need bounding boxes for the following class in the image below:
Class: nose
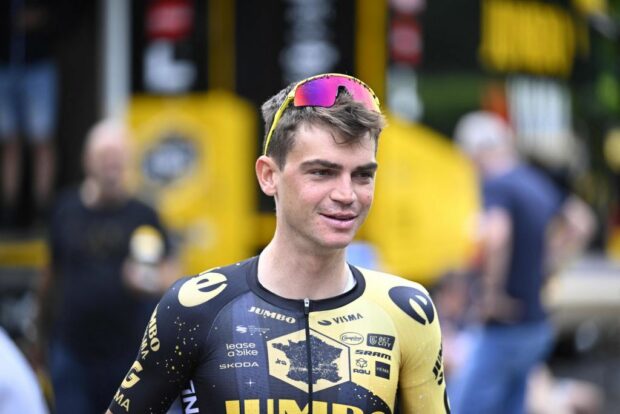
[330,176,356,205]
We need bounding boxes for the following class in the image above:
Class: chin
[318,235,355,250]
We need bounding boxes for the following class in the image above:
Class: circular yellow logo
[178,272,228,307]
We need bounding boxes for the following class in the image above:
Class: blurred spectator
[432,270,476,382]
[0,327,48,414]
[0,0,60,228]
[449,111,595,414]
[527,364,604,414]
[36,119,179,413]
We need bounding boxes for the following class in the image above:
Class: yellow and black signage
[479,0,577,77]
[363,117,480,285]
[127,92,257,275]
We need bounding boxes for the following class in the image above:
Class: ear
[255,155,280,197]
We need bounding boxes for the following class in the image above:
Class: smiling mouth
[321,213,357,221]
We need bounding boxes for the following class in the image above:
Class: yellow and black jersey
[109,256,450,414]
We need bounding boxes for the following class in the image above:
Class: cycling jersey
[109,256,450,414]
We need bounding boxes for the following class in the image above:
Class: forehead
[286,123,376,167]
[87,133,129,158]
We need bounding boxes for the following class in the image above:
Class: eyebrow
[300,159,378,173]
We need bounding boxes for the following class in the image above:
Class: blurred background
[0,0,619,413]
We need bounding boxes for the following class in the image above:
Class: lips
[320,212,358,229]
[322,212,357,220]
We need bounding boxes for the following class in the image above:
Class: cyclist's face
[274,123,377,252]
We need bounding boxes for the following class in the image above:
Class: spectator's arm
[480,207,512,293]
[545,195,596,276]
[478,207,521,321]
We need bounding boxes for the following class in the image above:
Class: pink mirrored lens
[293,76,379,112]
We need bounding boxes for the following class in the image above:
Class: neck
[481,153,519,177]
[258,234,350,300]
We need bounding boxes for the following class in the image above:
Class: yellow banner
[363,117,480,285]
[127,92,257,274]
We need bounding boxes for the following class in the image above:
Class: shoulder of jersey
[167,258,253,310]
[355,266,437,327]
[356,266,429,294]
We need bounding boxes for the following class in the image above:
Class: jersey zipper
[304,297,313,414]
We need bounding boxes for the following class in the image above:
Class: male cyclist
[107,73,450,413]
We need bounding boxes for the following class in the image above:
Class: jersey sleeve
[108,277,205,414]
[391,282,451,413]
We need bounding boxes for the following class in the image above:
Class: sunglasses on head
[263,73,381,155]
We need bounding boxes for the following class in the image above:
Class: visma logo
[317,312,364,326]
[178,272,228,307]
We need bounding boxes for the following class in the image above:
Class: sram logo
[355,349,392,361]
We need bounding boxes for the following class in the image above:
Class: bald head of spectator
[454,111,517,174]
[81,119,132,206]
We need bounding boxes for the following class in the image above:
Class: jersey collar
[246,256,366,313]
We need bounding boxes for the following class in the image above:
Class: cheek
[358,187,375,206]
[298,181,331,203]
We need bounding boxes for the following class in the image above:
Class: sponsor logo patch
[375,361,391,379]
[178,272,228,307]
[236,325,270,336]
[388,286,435,325]
[248,306,296,324]
[317,312,364,326]
[219,361,260,370]
[354,349,391,361]
[367,334,395,350]
[339,332,364,345]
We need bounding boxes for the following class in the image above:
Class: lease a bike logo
[178,272,228,307]
[388,286,435,325]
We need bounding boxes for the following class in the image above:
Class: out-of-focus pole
[101,0,130,118]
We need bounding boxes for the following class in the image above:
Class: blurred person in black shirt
[37,119,179,413]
